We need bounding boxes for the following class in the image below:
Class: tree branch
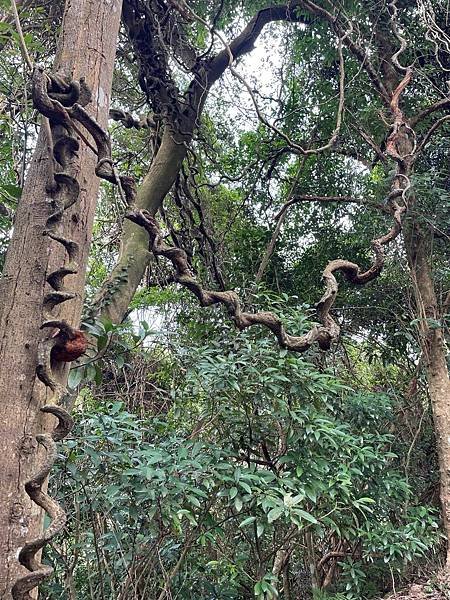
[410,98,450,127]
[0,202,13,219]
[204,2,309,87]
[226,32,346,157]
[414,115,450,156]
[298,0,391,105]
[274,194,366,220]
[109,108,156,130]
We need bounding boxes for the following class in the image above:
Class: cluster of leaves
[43,304,440,599]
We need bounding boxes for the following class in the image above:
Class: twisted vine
[121,72,412,354]
[119,12,413,355]
[12,68,89,599]
[125,190,405,353]
[11,408,74,600]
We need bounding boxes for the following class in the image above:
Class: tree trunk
[404,223,450,567]
[92,126,189,323]
[0,0,122,596]
[91,1,298,326]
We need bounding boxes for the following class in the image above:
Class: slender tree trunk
[404,223,450,566]
[0,0,122,595]
[92,127,189,323]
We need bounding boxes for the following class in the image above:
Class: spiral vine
[12,68,89,600]
[12,65,136,598]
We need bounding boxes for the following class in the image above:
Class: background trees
[0,0,448,598]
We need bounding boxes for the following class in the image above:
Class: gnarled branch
[125,204,404,354]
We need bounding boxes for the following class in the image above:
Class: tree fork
[0,0,122,596]
[91,0,311,324]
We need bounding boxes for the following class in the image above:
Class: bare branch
[410,98,450,127]
[414,115,450,155]
[274,195,367,220]
[11,0,33,71]
[317,551,349,571]
[255,155,308,284]
[204,2,309,87]
[109,108,156,130]
[226,33,347,157]
[350,122,388,165]
[255,193,372,285]
[0,202,13,219]
[299,0,391,104]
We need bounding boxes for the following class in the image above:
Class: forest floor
[388,587,447,599]
[386,578,450,599]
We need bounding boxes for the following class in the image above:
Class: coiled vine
[12,67,134,599]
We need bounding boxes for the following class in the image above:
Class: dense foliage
[1,0,449,597]
[42,314,441,599]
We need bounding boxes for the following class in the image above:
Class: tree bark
[92,126,188,323]
[404,223,450,566]
[0,0,122,596]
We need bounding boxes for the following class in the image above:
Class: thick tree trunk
[404,223,450,566]
[0,0,122,596]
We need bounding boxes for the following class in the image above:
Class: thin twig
[414,115,450,156]
[11,0,33,71]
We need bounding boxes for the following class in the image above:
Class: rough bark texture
[404,224,450,566]
[0,0,122,596]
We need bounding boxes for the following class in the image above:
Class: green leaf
[94,364,103,385]
[68,367,83,389]
[267,506,284,523]
[239,516,256,527]
[97,334,108,351]
[239,481,252,494]
[293,509,318,524]
[229,486,238,499]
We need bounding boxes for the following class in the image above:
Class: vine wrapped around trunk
[12,69,88,600]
